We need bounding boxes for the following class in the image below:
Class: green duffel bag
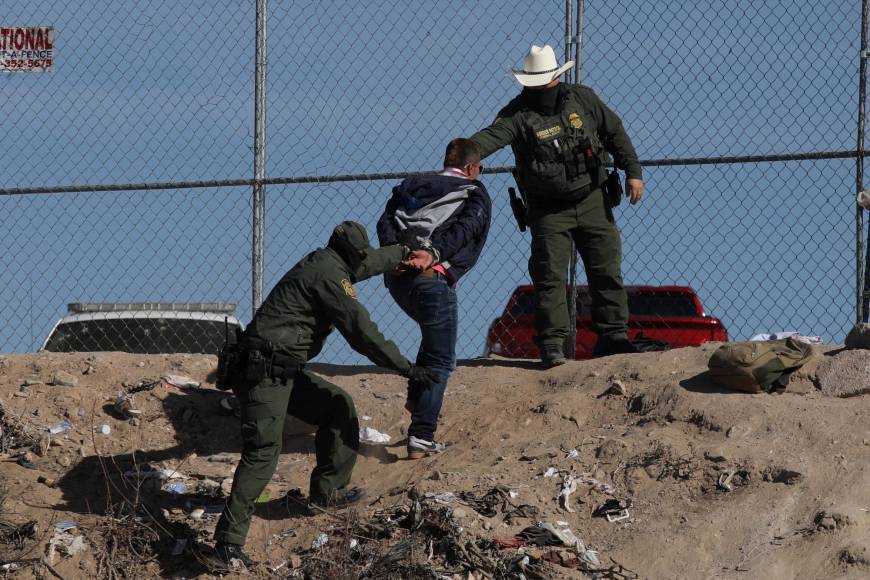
[707,337,815,393]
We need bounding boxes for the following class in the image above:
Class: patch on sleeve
[341,278,357,300]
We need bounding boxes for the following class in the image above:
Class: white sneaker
[407,436,445,459]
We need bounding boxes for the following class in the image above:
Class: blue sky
[0,1,862,361]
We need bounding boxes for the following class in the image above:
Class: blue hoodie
[377,171,491,282]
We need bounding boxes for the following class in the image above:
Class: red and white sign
[1,27,53,72]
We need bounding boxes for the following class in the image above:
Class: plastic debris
[95,424,111,435]
[361,415,372,421]
[0,563,19,572]
[171,538,188,556]
[575,472,616,494]
[207,453,240,463]
[543,466,560,478]
[161,374,200,389]
[37,475,57,487]
[189,508,205,520]
[423,491,458,504]
[48,420,72,434]
[593,498,632,522]
[46,530,88,563]
[749,331,823,344]
[311,532,329,549]
[558,475,578,513]
[54,521,78,531]
[566,448,579,459]
[166,482,187,495]
[359,426,391,444]
[114,393,142,418]
[717,470,735,492]
[16,456,36,469]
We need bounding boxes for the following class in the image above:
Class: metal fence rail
[0,0,866,362]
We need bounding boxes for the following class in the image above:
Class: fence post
[252,0,268,315]
[565,0,585,359]
[565,0,577,359]
[860,0,869,322]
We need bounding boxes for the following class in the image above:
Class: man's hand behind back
[400,249,435,272]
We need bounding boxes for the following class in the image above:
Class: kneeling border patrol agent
[208,221,437,570]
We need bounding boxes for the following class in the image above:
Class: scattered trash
[361,415,372,421]
[566,448,579,459]
[46,530,88,563]
[717,470,735,492]
[748,331,822,344]
[171,538,188,556]
[54,521,78,531]
[123,467,180,481]
[207,453,240,463]
[558,475,578,512]
[0,563,19,572]
[593,498,632,522]
[124,378,162,394]
[359,426,391,444]
[114,393,142,418]
[16,456,36,469]
[574,472,616,495]
[543,467,561,478]
[189,508,205,520]
[95,424,111,435]
[161,374,200,389]
[48,420,72,434]
[37,475,57,487]
[166,482,187,495]
[423,491,458,504]
[311,532,329,549]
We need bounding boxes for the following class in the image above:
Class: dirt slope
[0,345,868,579]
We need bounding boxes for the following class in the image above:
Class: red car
[485,285,728,359]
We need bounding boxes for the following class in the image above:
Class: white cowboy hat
[511,44,574,87]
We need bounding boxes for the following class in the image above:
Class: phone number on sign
[2,58,52,69]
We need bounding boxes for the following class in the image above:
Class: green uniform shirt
[245,244,411,375]
[470,83,642,200]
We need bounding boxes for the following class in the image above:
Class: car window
[509,289,699,318]
[43,318,238,354]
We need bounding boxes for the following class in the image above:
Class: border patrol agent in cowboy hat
[470,44,646,366]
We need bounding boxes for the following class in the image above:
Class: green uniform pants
[527,188,629,347]
[214,369,359,546]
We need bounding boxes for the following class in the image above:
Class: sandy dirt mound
[816,349,870,398]
[0,345,869,579]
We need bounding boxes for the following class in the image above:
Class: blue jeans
[385,271,457,441]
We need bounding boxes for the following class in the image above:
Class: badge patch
[568,112,583,129]
[341,279,357,300]
[535,125,562,140]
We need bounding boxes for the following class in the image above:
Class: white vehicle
[41,303,243,355]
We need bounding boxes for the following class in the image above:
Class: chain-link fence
[0,1,865,363]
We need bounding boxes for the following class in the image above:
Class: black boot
[540,343,567,368]
[205,542,254,571]
[593,335,639,357]
[310,487,368,509]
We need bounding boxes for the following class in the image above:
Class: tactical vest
[512,88,608,200]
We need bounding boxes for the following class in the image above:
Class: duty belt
[242,336,303,383]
